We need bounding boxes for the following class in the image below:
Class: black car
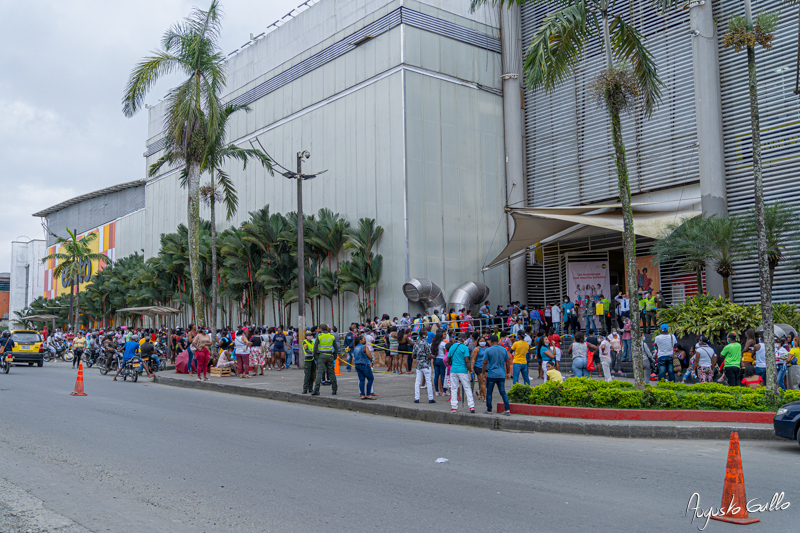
[773,401,800,446]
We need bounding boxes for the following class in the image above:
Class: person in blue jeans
[568,331,597,378]
[343,326,356,372]
[510,332,530,386]
[653,324,678,382]
[482,336,511,415]
[352,334,377,399]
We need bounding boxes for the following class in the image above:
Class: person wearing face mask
[471,334,488,401]
[536,336,555,381]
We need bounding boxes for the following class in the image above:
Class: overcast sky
[0,0,300,272]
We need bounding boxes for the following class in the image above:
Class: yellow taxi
[9,330,45,367]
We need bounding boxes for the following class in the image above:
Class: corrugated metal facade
[45,185,145,246]
[715,0,800,304]
[521,1,699,306]
[143,0,509,325]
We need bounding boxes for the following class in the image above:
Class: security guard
[302,330,316,394]
[642,291,657,335]
[311,324,338,396]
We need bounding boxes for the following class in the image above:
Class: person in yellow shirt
[546,360,563,383]
[510,332,530,385]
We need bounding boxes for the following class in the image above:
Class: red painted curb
[497,403,774,424]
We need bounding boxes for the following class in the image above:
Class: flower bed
[507,378,800,413]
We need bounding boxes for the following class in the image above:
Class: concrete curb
[152,375,779,441]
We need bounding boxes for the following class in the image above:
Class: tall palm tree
[785,0,800,95]
[471,0,679,389]
[741,203,798,284]
[722,1,781,393]
[41,229,111,332]
[703,215,747,300]
[195,104,272,337]
[652,216,710,295]
[123,0,226,328]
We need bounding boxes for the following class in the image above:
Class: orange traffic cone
[711,432,759,525]
[70,361,88,396]
[334,356,341,376]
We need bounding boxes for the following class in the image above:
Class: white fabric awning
[484,204,701,270]
[116,306,182,317]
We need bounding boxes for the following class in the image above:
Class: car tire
[28,362,34,366]
[796,423,800,448]
[37,360,43,368]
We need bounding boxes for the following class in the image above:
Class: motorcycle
[117,356,144,382]
[97,351,120,375]
[140,351,158,375]
[44,341,74,363]
[154,342,168,371]
[1,352,12,374]
[83,348,99,368]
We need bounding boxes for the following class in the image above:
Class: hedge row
[507,378,800,412]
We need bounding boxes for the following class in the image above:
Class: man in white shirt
[653,324,678,382]
[551,303,561,335]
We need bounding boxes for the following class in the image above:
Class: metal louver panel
[715,0,800,304]
[520,1,699,208]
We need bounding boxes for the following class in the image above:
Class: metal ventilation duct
[402,278,446,313]
[448,282,490,312]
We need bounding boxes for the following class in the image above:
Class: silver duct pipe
[402,278,446,313]
[448,282,490,313]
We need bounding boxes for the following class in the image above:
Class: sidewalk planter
[506,379,800,417]
[497,403,776,424]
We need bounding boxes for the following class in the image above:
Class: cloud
[0,0,300,272]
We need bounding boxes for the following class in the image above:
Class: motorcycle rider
[139,337,157,377]
[103,333,118,371]
[0,331,15,367]
[113,334,142,381]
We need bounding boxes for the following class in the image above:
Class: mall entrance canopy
[116,306,181,317]
[483,202,701,271]
[16,314,62,332]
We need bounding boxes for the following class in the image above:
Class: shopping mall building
[12,0,799,327]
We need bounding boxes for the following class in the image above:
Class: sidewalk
[152,365,777,441]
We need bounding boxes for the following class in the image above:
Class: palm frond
[122,51,184,117]
[524,3,589,93]
[610,16,663,117]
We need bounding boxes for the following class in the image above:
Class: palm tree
[704,215,747,300]
[741,203,798,284]
[123,0,226,328]
[41,229,111,332]
[722,2,781,393]
[785,0,800,95]
[196,103,272,337]
[652,216,710,296]
[471,0,680,389]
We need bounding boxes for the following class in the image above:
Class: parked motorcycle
[43,341,74,363]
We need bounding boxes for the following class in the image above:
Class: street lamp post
[296,150,310,369]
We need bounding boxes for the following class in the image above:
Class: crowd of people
[29,296,800,410]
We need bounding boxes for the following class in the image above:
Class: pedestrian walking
[447,334,475,413]
[653,324,678,382]
[471,333,487,401]
[482,336,511,415]
[598,334,612,382]
[621,318,632,362]
[569,332,597,378]
[353,334,377,400]
[510,332,530,385]
[720,332,743,386]
[233,328,252,379]
[72,331,86,369]
[412,333,435,403]
[250,329,265,375]
[193,328,212,381]
[311,324,338,396]
[431,332,447,396]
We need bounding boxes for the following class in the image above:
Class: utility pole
[296,150,310,369]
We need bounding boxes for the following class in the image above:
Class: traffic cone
[711,432,760,525]
[70,362,88,396]
[334,356,341,376]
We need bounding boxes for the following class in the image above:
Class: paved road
[0,364,797,532]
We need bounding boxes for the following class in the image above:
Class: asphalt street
[0,363,798,533]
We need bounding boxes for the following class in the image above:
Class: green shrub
[704,393,737,411]
[679,393,704,410]
[529,380,560,405]
[508,383,533,403]
[591,389,621,407]
[560,383,590,407]
[650,389,679,409]
[782,390,800,405]
[617,390,644,409]
[736,394,767,412]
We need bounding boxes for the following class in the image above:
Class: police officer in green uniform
[311,324,338,396]
[302,330,316,394]
[642,291,657,334]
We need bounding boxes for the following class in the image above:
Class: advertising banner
[44,221,116,299]
[634,254,660,296]
[567,261,611,304]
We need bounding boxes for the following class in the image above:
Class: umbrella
[756,324,797,338]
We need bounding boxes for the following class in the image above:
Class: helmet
[1,331,9,338]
